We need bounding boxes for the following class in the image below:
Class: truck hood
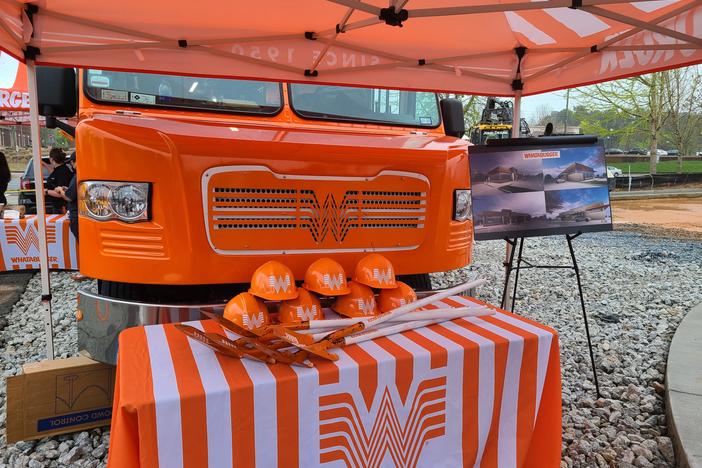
[82,113,468,155]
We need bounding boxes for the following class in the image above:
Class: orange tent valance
[0,0,700,96]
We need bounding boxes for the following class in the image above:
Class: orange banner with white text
[0,215,77,271]
[0,52,28,111]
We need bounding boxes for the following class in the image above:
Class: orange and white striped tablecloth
[108,296,562,468]
[0,214,77,271]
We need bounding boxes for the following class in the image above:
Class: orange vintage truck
[37,67,473,364]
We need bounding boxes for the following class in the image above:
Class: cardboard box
[6,356,115,443]
[1,204,26,218]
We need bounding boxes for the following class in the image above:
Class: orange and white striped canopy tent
[0,0,700,96]
[108,297,562,468]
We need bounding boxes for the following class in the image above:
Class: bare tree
[576,73,669,174]
[663,67,702,172]
[533,103,553,126]
[438,94,487,129]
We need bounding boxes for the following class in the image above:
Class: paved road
[611,188,702,199]
[6,172,21,205]
[0,272,32,316]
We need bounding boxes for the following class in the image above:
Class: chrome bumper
[76,282,475,365]
[76,288,225,365]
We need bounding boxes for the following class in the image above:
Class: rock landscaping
[0,229,700,467]
[433,231,702,467]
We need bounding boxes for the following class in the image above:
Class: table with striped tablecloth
[108,296,562,468]
[0,214,77,272]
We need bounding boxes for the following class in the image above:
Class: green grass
[609,160,702,174]
[9,162,26,172]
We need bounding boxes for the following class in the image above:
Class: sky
[542,147,606,177]
[545,187,610,218]
[471,149,543,176]
[474,192,546,217]
[521,92,568,123]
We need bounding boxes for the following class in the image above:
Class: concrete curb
[666,302,702,468]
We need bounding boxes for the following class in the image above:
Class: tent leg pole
[502,91,522,311]
[512,91,522,138]
[26,60,55,360]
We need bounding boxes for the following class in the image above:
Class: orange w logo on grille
[5,224,57,255]
[304,191,358,243]
[319,377,447,467]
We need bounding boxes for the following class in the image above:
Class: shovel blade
[176,324,245,360]
[269,325,318,347]
[302,342,339,362]
[324,322,366,343]
[269,326,339,361]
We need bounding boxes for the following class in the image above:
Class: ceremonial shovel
[198,310,312,367]
[293,305,493,335]
[271,278,487,361]
[175,324,275,364]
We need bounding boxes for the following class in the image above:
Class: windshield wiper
[298,110,415,126]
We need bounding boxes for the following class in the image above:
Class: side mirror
[37,66,77,117]
[45,115,76,137]
[440,98,465,139]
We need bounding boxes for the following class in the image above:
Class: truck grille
[202,166,429,254]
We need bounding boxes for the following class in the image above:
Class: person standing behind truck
[0,152,10,207]
[56,152,79,241]
[44,148,73,214]
[56,152,87,281]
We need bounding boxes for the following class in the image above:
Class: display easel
[500,231,601,398]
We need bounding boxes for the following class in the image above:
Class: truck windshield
[84,70,282,115]
[289,84,440,128]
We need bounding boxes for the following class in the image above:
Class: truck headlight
[453,189,471,221]
[80,181,150,222]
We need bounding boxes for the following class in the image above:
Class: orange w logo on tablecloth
[5,223,57,255]
[319,376,447,468]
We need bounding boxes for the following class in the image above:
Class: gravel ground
[433,230,702,467]
[0,274,105,468]
[0,229,701,467]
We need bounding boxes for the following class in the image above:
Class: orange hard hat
[278,288,324,324]
[303,258,351,296]
[332,281,379,318]
[249,260,298,300]
[378,281,417,313]
[352,253,397,289]
[224,292,270,331]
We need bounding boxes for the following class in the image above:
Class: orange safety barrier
[108,296,561,468]
[0,215,77,272]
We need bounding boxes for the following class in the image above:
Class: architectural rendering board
[470,141,612,241]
